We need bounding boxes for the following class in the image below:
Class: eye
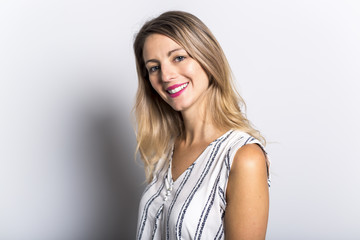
[148,65,160,73]
[174,56,186,62]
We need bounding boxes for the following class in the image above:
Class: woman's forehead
[143,34,184,61]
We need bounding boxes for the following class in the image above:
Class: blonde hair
[133,11,265,182]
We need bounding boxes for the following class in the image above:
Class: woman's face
[143,34,210,113]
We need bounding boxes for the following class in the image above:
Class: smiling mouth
[166,82,189,94]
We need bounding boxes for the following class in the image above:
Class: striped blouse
[136,130,269,240]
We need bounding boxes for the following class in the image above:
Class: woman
[133,11,270,239]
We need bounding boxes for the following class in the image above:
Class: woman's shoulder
[232,143,267,169]
[225,129,264,150]
[228,129,270,186]
[222,129,268,173]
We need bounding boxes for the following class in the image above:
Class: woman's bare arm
[225,143,269,240]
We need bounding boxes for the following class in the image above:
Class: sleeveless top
[136,130,270,240]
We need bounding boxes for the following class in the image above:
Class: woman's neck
[179,105,226,147]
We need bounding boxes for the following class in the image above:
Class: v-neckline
[167,129,233,183]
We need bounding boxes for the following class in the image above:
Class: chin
[168,102,188,112]
[167,98,197,112]
[170,105,184,112]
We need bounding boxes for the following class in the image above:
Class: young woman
[133,11,270,240]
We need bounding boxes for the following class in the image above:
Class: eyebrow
[145,48,183,65]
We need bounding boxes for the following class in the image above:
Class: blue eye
[174,56,185,62]
[149,66,160,73]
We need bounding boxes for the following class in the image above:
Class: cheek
[149,77,168,101]
[194,69,210,88]
[185,62,209,86]
[149,77,161,91]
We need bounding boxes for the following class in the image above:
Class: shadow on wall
[76,91,145,240]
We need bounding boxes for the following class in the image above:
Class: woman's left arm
[224,143,269,240]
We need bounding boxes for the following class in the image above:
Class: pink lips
[166,82,188,98]
[167,83,186,91]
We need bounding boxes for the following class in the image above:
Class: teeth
[168,83,188,94]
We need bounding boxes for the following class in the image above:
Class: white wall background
[0,0,359,239]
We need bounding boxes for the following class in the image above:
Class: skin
[143,33,269,239]
[225,144,269,239]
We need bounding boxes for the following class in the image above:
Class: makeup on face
[166,82,189,98]
[143,34,210,112]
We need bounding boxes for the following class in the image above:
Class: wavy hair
[133,11,265,182]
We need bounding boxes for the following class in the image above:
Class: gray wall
[1,0,359,239]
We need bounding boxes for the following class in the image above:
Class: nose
[161,62,176,82]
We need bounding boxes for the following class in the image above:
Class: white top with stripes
[136,130,269,240]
